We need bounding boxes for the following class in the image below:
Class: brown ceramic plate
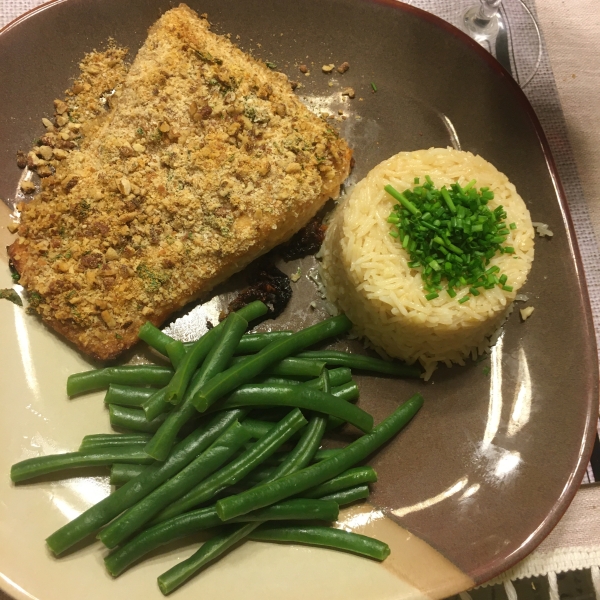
[0,1,597,599]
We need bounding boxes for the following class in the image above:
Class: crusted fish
[9,5,352,360]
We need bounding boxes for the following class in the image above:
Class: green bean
[67,366,174,397]
[297,350,422,378]
[312,448,342,462]
[326,381,361,431]
[230,356,325,379]
[104,385,155,407]
[159,378,329,590]
[266,369,328,480]
[159,522,260,594]
[319,485,370,506]
[46,410,245,555]
[99,422,253,548]
[192,315,353,413]
[302,467,377,499]
[267,415,325,479]
[305,367,353,388]
[248,524,390,561]
[215,394,424,521]
[239,418,274,439]
[137,322,177,357]
[110,464,146,486]
[329,381,360,403]
[11,448,155,483]
[104,498,337,577]
[141,388,170,422]
[139,302,267,357]
[212,384,373,433]
[109,405,168,433]
[237,464,277,486]
[164,313,248,408]
[232,331,293,354]
[152,409,308,524]
[165,340,186,369]
[246,382,359,425]
[145,313,250,461]
[79,433,153,452]
[181,331,294,354]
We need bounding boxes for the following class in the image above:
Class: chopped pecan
[79,253,103,269]
[16,151,27,169]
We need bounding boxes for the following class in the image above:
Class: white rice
[320,148,535,379]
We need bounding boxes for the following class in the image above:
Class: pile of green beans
[11,301,425,596]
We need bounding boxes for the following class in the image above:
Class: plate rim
[0,0,598,592]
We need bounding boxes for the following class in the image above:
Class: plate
[0,1,597,599]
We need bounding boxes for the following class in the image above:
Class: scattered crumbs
[0,288,23,307]
[321,64,335,73]
[309,301,317,309]
[290,267,302,282]
[341,87,355,99]
[520,306,534,321]
[532,583,536,591]
[236,34,240,40]
[338,110,343,115]
[482,366,490,376]
[531,222,554,237]
[299,64,308,73]
[337,62,349,74]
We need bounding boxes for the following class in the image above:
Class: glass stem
[478,0,503,22]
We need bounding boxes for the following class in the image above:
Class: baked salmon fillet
[9,4,352,360]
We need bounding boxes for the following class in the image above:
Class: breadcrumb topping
[9,5,351,360]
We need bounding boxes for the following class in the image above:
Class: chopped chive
[458,296,470,304]
[463,179,476,192]
[502,285,513,292]
[384,185,421,216]
[371,82,377,92]
[440,187,457,214]
[386,177,514,302]
[425,292,439,301]
[499,274,508,285]
[509,222,517,230]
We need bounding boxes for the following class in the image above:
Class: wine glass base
[461,5,499,41]
[455,0,542,87]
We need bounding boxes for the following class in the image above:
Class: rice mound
[320,148,535,379]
